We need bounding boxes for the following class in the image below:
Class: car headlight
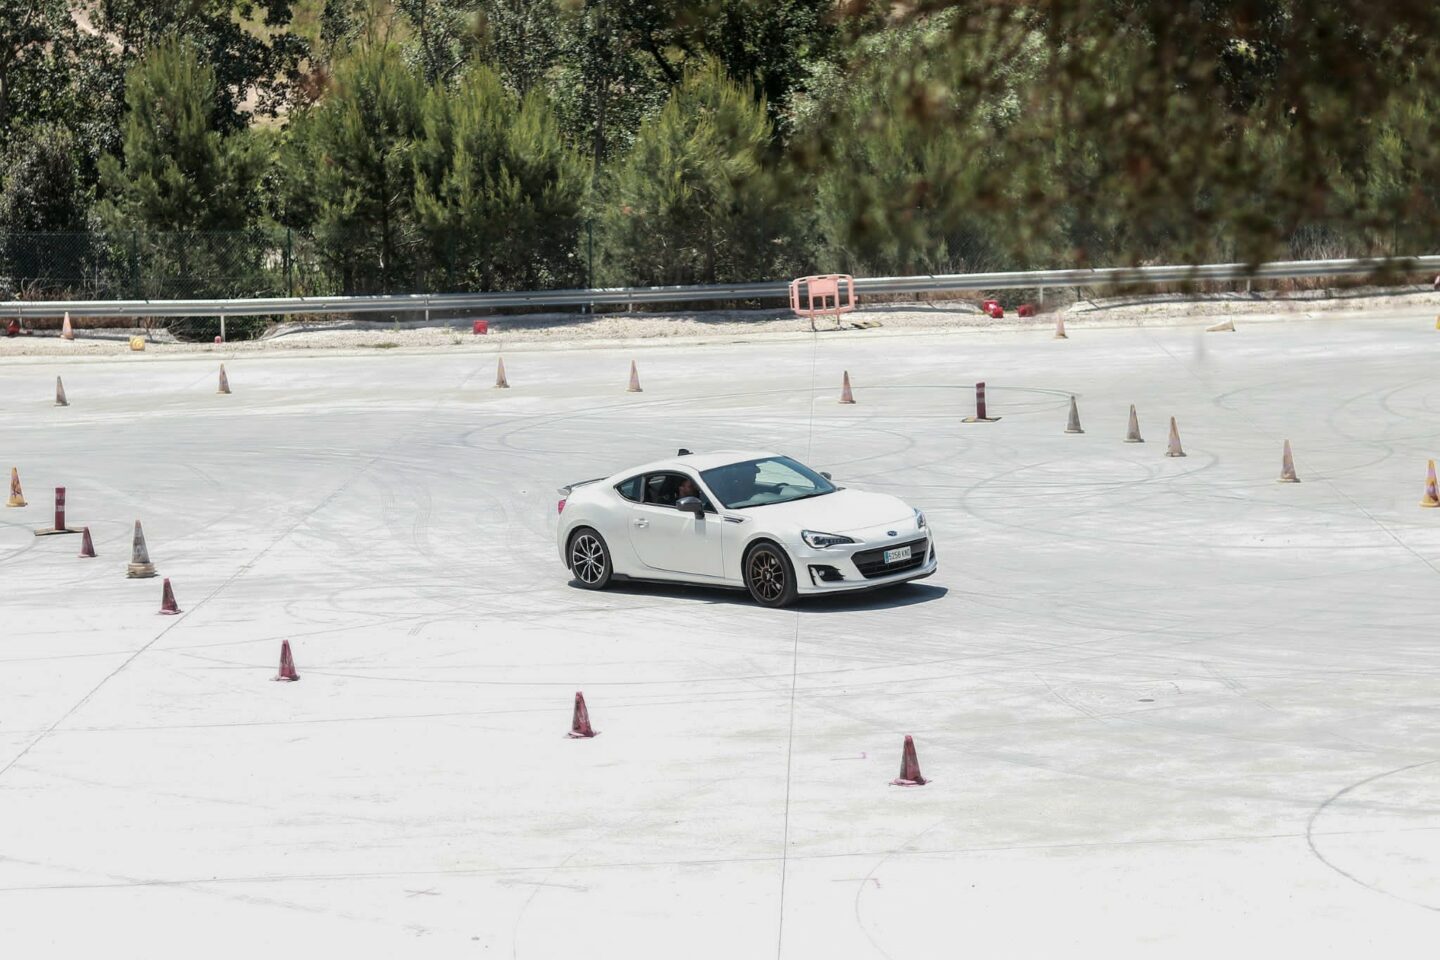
[914,509,927,530]
[802,530,856,548]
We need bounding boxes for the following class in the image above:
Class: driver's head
[678,477,697,498]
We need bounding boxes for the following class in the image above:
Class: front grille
[852,537,929,579]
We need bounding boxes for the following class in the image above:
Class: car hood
[737,488,917,535]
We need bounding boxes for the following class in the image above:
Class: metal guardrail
[3,255,1438,319]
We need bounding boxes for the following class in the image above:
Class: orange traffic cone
[158,578,181,615]
[1278,440,1300,483]
[61,312,75,341]
[1423,460,1440,507]
[495,357,509,389]
[127,520,156,578]
[890,734,927,786]
[1065,396,1084,434]
[627,361,642,393]
[217,364,230,395]
[1054,315,1068,339]
[55,376,68,407]
[7,467,25,507]
[839,371,856,404]
[273,640,300,681]
[567,691,596,739]
[79,526,96,558]
[1125,404,1144,443]
[1165,417,1186,457]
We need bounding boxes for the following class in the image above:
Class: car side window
[643,472,713,510]
[615,475,643,502]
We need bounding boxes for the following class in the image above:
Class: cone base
[961,417,1001,423]
[1165,451,1187,458]
[6,497,26,507]
[565,730,598,739]
[1065,427,1085,434]
[495,383,510,389]
[55,401,69,407]
[271,675,300,682]
[127,562,157,578]
[1124,438,1144,443]
[33,527,79,537]
[627,387,643,393]
[1421,498,1440,508]
[158,609,181,616]
[1053,333,1068,340]
[839,398,856,405]
[890,777,928,787]
[1278,476,1300,484]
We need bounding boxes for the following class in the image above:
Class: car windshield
[700,456,836,509]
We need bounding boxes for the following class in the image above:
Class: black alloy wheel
[745,542,798,608]
[569,528,613,589]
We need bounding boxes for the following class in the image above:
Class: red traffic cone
[1278,440,1300,483]
[217,364,231,395]
[158,577,181,615]
[1422,460,1440,508]
[962,381,1000,422]
[273,640,300,681]
[839,371,856,404]
[627,361,642,393]
[495,357,510,389]
[567,691,597,739]
[1165,416,1186,457]
[891,734,927,786]
[79,526,96,558]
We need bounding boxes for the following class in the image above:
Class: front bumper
[794,535,938,594]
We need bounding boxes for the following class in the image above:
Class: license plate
[883,546,911,564]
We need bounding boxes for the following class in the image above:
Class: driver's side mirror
[676,496,705,517]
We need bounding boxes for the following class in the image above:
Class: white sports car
[556,450,937,607]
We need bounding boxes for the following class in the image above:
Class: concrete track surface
[3,312,1440,958]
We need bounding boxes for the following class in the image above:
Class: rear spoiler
[557,478,605,496]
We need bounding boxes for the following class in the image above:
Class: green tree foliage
[413,64,587,289]
[598,61,805,285]
[0,123,90,291]
[280,42,427,292]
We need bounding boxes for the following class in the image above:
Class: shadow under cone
[7,467,25,507]
[158,577,181,615]
[273,640,300,681]
[1124,405,1144,442]
[1165,417,1187,457]
[891,734,927,786]
[127,520,156,578]
[839,371,856,404]
[1279,440,1300,483]
[567,691,597,739]
[1065,396,1084,434]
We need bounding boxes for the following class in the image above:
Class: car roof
[610,449,780,479]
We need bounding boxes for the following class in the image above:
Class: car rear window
[615,476,642,502]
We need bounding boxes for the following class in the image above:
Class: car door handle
[633,518,649,528]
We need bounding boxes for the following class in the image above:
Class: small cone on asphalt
[1165,417,1186,457]
[891,734,927,786]
[55,376,68,407]
[1065,396,1084,434]
[217,364,230,395]
[567,691,596,739]
[61,313,75,340]
[158,577,181,615]
[1423,460,1440,508]
[79,526,95,558]
[495,357,509,388]
[127,520,156,578]
[273,640,299,682]
[7,467,25,507]
[1124,405,1144,443]
[1054,315,1068,339]
[627,360,642,393]
[961,381,1000,422]
[1278,440,1300,483]
[1206,318,1236,333]
[839,371,856,404]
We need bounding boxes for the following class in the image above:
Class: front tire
[744,542,798,608]
[568,527,613,589]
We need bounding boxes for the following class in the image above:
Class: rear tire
[744,541,798,608]
[568,527,613,589]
